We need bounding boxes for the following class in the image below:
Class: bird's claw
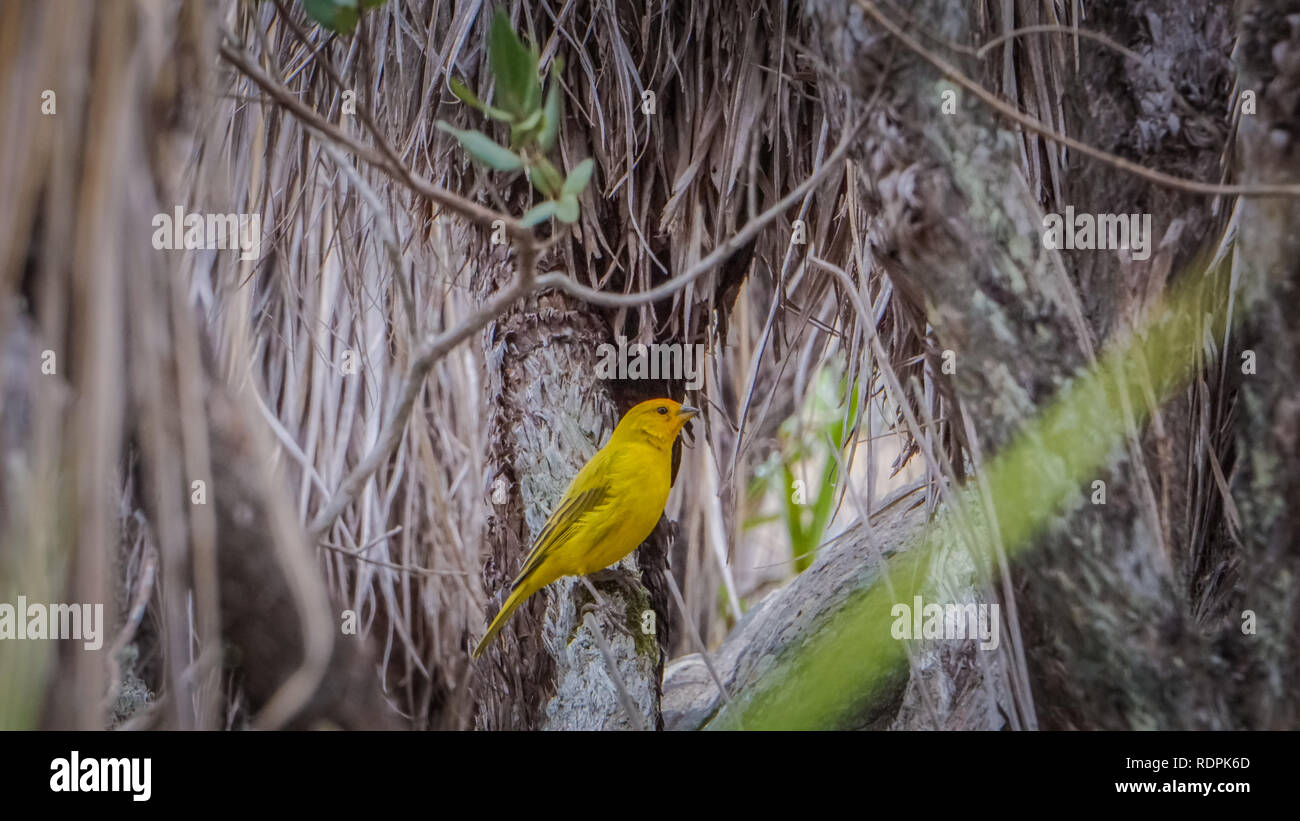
[588,568,643,600]
[578,577,634,640]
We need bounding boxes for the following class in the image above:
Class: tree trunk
[1229,0,1300,730]
[803,0,1255,729]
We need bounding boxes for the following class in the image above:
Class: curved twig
[854,0,1300,198]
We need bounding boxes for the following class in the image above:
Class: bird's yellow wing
[472,462,613,659]
[509,456,612,590]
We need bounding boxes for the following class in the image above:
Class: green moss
[568,580,659,661]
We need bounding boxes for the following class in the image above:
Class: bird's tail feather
[471,584,529,658]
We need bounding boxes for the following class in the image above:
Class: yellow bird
[472,397,699,658]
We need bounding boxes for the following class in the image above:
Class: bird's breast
[578,444,670,574]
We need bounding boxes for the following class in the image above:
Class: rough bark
[1005,0,1239,730]
[1229,0,1300,729]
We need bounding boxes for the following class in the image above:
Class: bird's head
[612,398,700,449]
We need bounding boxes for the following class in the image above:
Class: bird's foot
[578,575,634,640]
[588,568,644,600]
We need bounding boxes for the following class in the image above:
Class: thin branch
[318,537,471,577]
[532,116,865,307]
[305,273,537,542]
[876,0,1147,67]
[854,0,1300,198]
[269,0,431,227]
[219,38,537,240]
[663,570,731,704]
[972,24,1146,64]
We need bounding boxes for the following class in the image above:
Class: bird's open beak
[677,404,701,419]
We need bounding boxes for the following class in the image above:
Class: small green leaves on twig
[438,10,592,227]
[302,0,387,35]
[519,158,592,225]
[563,158,594,199]
[435,123,523,171]
[539,81,561,152]
[487,11,541,124]
[448,77,512,122]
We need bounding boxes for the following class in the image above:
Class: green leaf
[509,107,544,149]
[561,158,594,198]
[449,76,484,110]
[523,44,542,112]
[488,10,541,118]
[516,107,543,133]
[803,459,838,572]
[529,156,564,198]
[360,0,387,8]
[436,122,523,171]
[555,194,579,223]
[538,81,561,152]
[304,0,360,34]
[449,76,513,121]
[780,463,807,565]
[520,201,561,227]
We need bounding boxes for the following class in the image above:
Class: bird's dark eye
[657,406,668,415]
